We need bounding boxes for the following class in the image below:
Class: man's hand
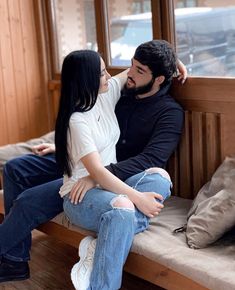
[134,192,164,218]
[32,143,55,156]
[177,59,187,84]
[69,176,97,204]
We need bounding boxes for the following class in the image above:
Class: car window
[110,13,152,66]
[175,7,235,76]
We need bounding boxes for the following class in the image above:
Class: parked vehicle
[110,7,235,76]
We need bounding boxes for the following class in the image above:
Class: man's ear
[155,75,165,85]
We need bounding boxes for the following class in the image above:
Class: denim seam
[99,215,109,288]
[133,172,147,189]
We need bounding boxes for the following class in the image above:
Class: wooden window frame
[47,0,169,76]
[47,0,235,87]
[94,0,176,75]
[95,0,165,75]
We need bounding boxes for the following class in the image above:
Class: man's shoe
[0,258,30,283]
[71,236,96,290]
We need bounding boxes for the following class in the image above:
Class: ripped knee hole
[111,196,135,210]
[145,167,171,182]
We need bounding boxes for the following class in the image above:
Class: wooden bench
[1,77,235,290]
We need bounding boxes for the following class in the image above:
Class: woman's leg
[125,167,172,234]
[64,167,171,290]
[64,189,135,290]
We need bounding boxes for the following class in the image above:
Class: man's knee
[3,158,20,179]
[3,156,28,181]
[111,196,135,210]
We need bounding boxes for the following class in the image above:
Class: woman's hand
[69,176,97,204]
[177,59,187,84]
[133,192,164,218]
[32,143,56,156]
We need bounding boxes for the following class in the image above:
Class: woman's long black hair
[55,50,101,176]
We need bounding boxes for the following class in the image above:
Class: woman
[55,48,183,290]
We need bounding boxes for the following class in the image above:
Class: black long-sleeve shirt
[107,85,184,181]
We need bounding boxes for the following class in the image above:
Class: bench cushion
[52,196,235,290]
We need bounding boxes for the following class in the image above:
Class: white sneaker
[71,236,96,290]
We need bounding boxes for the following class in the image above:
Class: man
[0,40,185,286]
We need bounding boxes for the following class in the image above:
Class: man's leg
[0,179,63,282]
[3,153,61,214]
[0,153,62,282]
[2,153,62,257]
[0,178,63,261]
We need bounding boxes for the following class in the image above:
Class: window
[48,0,235,77]
[104,0,152,66]
[176,0,197,8]
[50,0,97,71]
[174,1,235,76]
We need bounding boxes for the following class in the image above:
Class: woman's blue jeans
[63,168,172,290]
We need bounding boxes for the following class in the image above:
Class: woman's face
[99,58,111,94]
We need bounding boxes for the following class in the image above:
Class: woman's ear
[155,75,165,85]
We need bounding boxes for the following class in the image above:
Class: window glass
[106,0,152,66]
[51,0,96,71]
[176,0,196,8]
[174,1,235,76]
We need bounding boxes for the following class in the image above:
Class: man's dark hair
[134,40,177,87]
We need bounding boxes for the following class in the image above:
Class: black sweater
[107,85,184,181]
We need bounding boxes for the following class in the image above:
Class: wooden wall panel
[0,59,8,144]
[8,0,30,140]
[0,47,8,143]
[178,111,191,197]
[0,0,20,143]
[0,0,50,146]
[169,77,235,198]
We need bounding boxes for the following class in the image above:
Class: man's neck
[136,86,160,99]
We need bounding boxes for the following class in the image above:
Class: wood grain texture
[0,0,51,146]
[170,77,235,198]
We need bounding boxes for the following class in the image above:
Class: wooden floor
[0,230,164,290]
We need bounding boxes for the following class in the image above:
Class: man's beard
[123,77,155,97]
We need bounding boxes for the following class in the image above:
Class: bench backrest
[169,78,235,198]
[49,77,235,200]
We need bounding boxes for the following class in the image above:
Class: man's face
[126,58,155,95]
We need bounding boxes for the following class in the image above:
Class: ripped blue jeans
[63,168,171,290]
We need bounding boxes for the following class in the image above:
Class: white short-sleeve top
[59,77,121,197]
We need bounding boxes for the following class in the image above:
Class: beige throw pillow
[186,156,235,249]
